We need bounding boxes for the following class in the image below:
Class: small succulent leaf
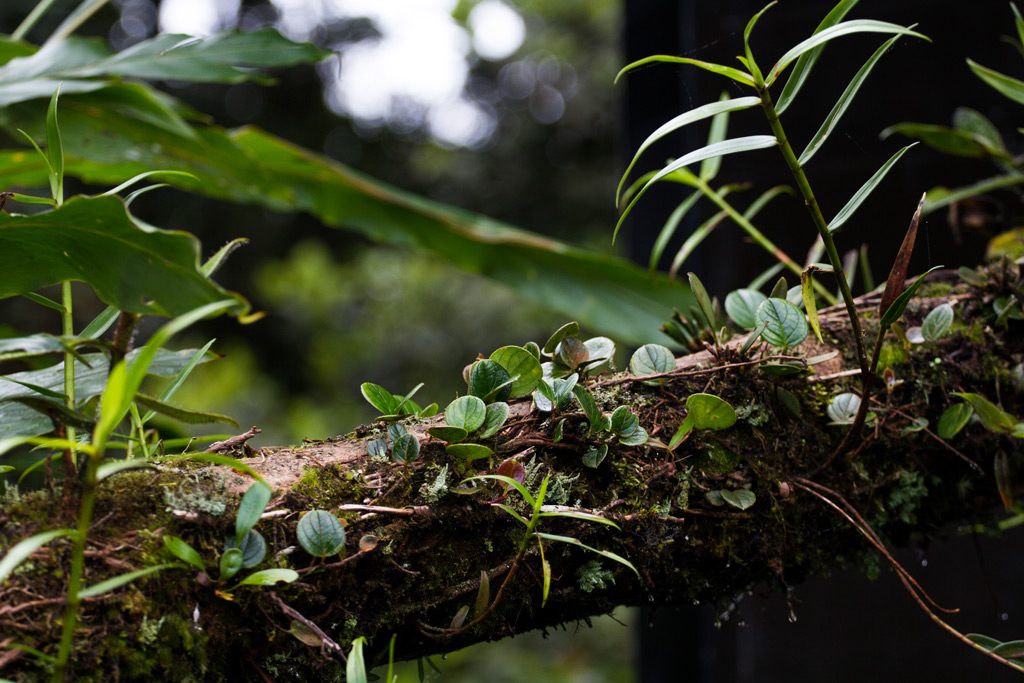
[582,444,609,468]
[540,542,552,607]
[226,529,267,569]
[614,55,755,87]
[366,438,389,457]
[725,289,768,329]
[449,605,470,629]
[358,534,379,553]
[827,393,861,425]
[235,482,271,544]
[937,402,973,440]
[445,395,487,432]
[524,341,542,359]
[391,433,420,463]
[496,458,526,485]
[629,344,675,377]
[163,535,205,572]
[478,402,510,439]
[427,426,468,443]
[468,359,512,402]
[952,392,1017,434]
[921,303,954,341]
[489,345,542,398]
[446,443,493,461]
[542,322,580,355]
[769,276,789,300]
[219,548,244,581]
[417,402,439,418]
[551,374,579,410]
[830,144,917,233]
[296,510,346,558]
[775,0,860,114]
[720,489,756,510]
[756,298,808,348]
[237,568,299,587]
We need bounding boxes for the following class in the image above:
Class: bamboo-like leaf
[953,107,1005,153]
[534,532,639,577]
[614,136,778,243]
[829,144,916,233]
[923,174,1024,215]
[744,2,778,84]
[687,272,717,333]
[617,96,759,207]
[134,392,237,426]
[78,564,172,599]
[670,210,729,278]
[968,58,1024,106]
[96,459,154,481]
[649,192,701,271]
[0,528,74,583]
[801,269,824,343]
[102,170,197,197]
[615,55,754,87]
[775,0,860,114]
[882,122,996,158]
[798,34,904,165]
[700,93,733,181]
[766,20,929,87]
[44,85,62,204]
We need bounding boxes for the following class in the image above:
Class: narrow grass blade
[776,0,860,114]
[615,56,754,87]
[923,174,1024,215]
[78,564,172,599]
[0,529,75,583]
[45,86,63,205]
[799,34,904,165]
[802,268,824,342]
[968,59,1024,106]
[766,20,929,87]
[534,532,639,577]
[102,170,197,197]
[670,210,728,277]
[829,143,916,233]
[614,135,777,244]
[700,93,734,180]
[649,192,701,270]
[743,2,778,84]
[617,96,759,206]
[79,306,119,339]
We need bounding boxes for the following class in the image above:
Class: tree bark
[1,270,1022,682]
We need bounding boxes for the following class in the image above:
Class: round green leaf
[297,510,346,558]
[725,289,767,329]
[490,345,543,398]
[609,406,639,436]
[427,426,468,443]
[225,529,267,569]
[392,433,420,463]
[685,393,737,430]
[523,341,542,359]
[629,343,675,376]
[720,489,756,510]
[827,393,861,425]
[468,359,512,401]
[542,322,580,354]
[445,395,487,432]
[446,443,493,461]
[937,402,973,440]
[921,303,954,341]
[756,298,808,348]
[478,402,510,439]
[220,547,243,580]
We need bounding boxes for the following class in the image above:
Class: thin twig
[269,592,344,659]
[595,354,806,388]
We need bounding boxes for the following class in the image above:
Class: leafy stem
[757,87,869,379]
[61,281,77,478]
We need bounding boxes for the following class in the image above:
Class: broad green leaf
[360,382,400,416]
[542,322,580,355]
[801,270,823,343]
[827,393,861,424]
[725,289,767,329]
[766,21,929,87]
[134,392,238,426]
[953,107,1005,152]
[445,443,493,461]
[798,34,903,165]
[391,433,420,463]
[445,395,487,432]
[489,346,542,398]
[468,360,512,402]
[615,136,778,244]
[968,59,1024,106]
[829,144,916,233]
[952,392,1017,434]
[882,123,993,158]
[615,55,755,87]
[163,535,205,572]
[0,196,246,317]
[477,402,510,440]
[756,298,808,348]
[686,393,737,430]
[879,266,943,329]
[616,97,760,206]
[991,640,1024,659]
[629,344,675,377]
[966,633,1003,650]
[720,489,756,511]
[236,568,298,587]
[775,0,860,114]
[0,108,691,346]
[347,637,369,683]
[921,303,954,341]
[534,532,638,577]
[296,509,346,557]
[0,528,74,583]
[219,547,243,580]
[235,482,271,544]
[427,426,468,443]
[937,402,973,440]
[226,530,267,569]
[78,564,171,599]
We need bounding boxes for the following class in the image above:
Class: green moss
[291,465,367,507]
[576,559,615,593]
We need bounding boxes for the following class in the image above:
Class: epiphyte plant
[616,0,931,448]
